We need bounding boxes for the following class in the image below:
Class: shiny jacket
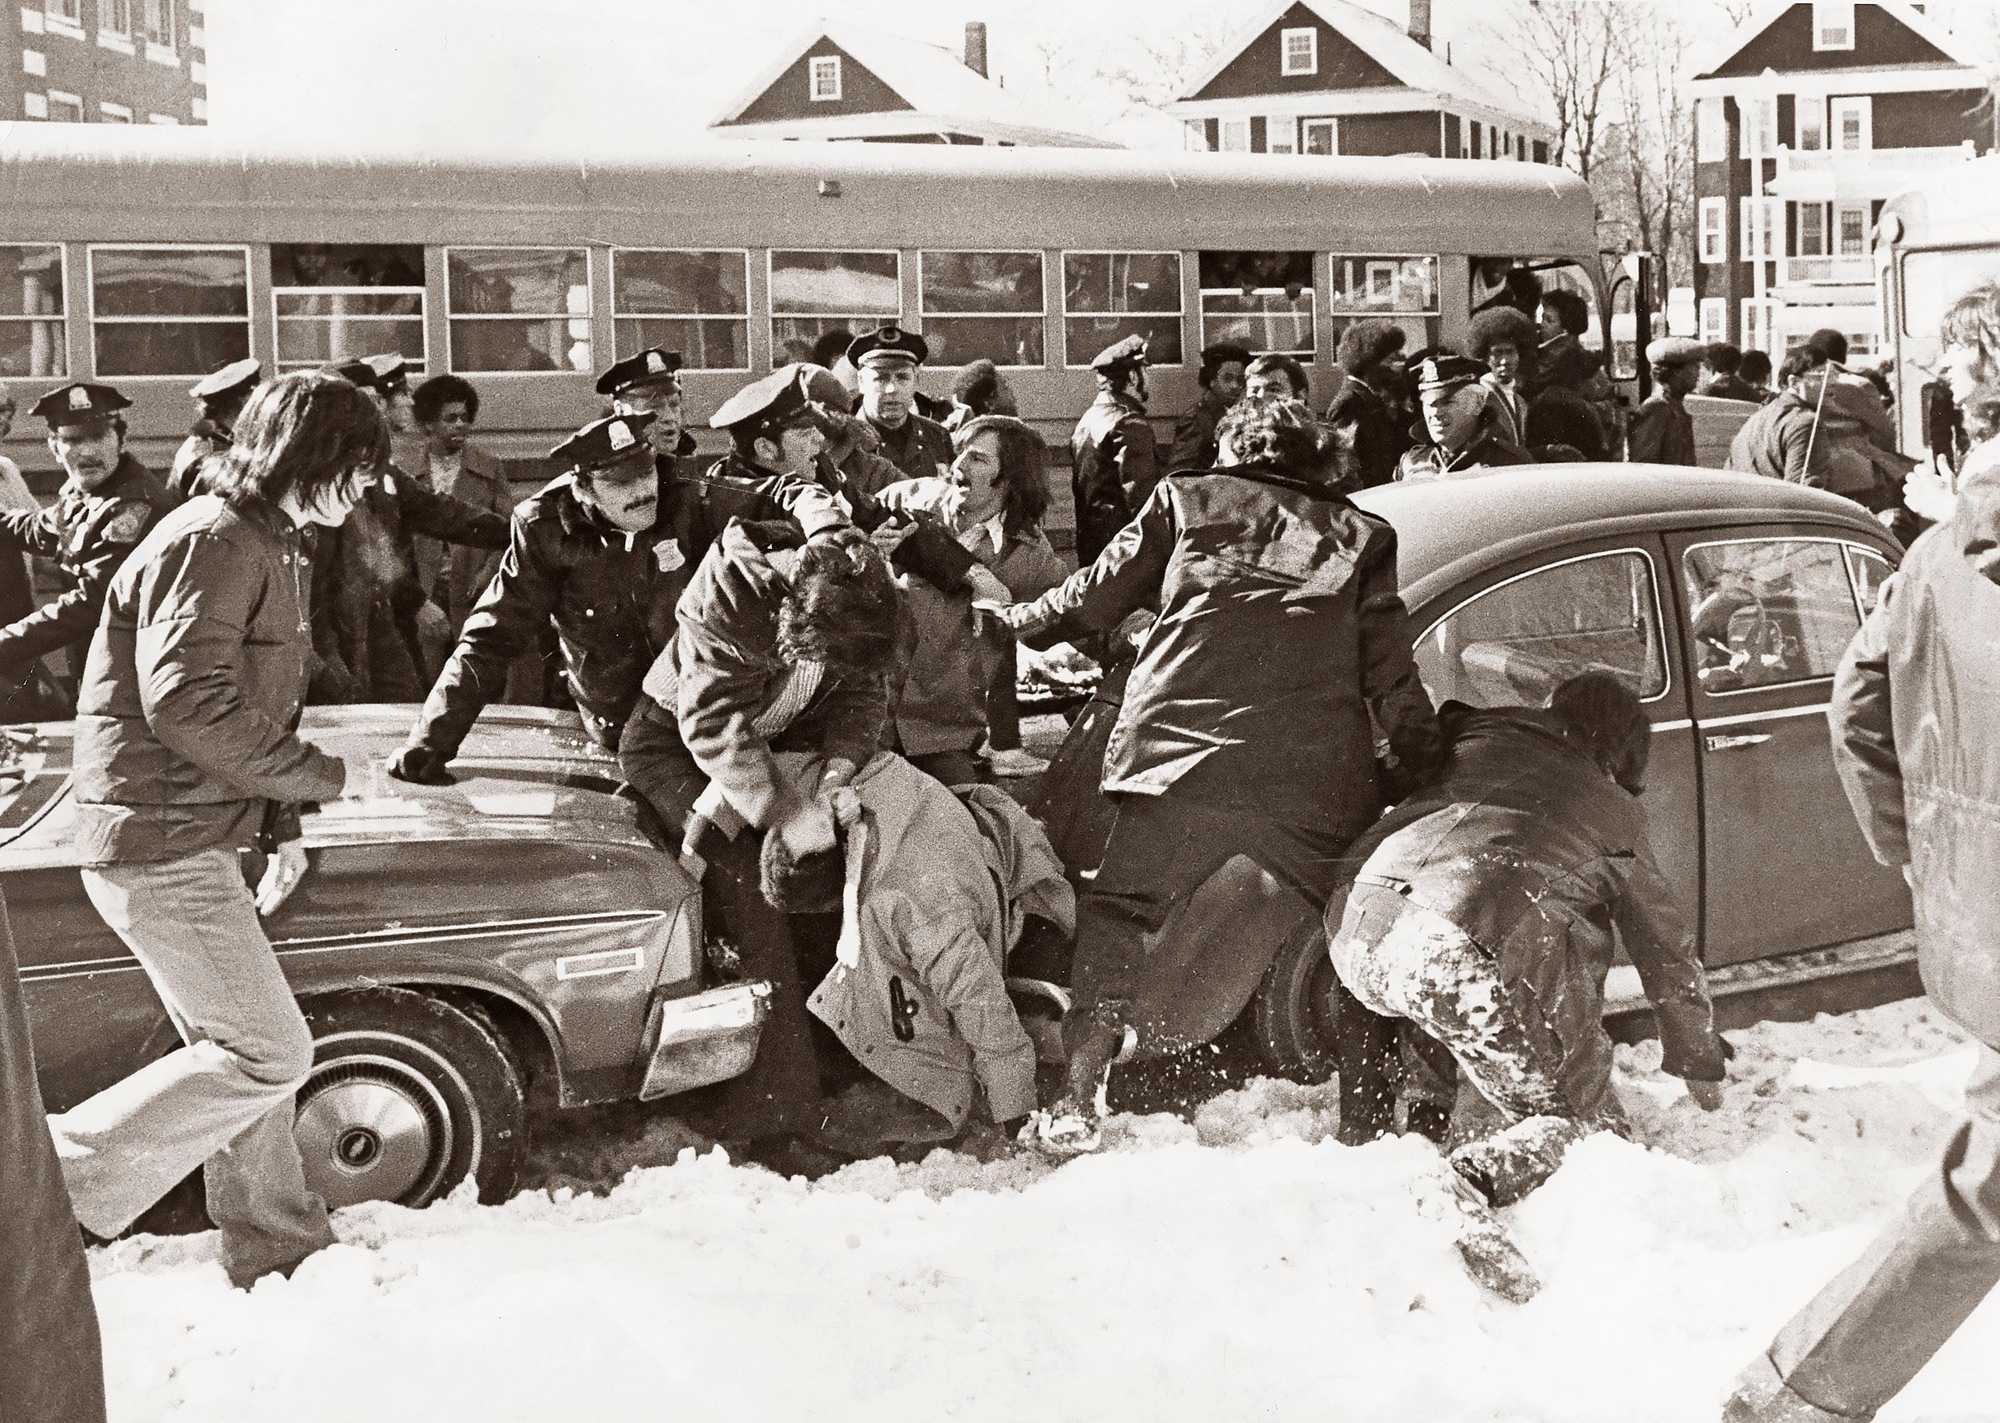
[1071,390,1159,565]
[1395,431,1532,481]
[1831,454,2000,1047]
[1004,463,1441,829]
[639,520,888,831]
[1626,389,1696,466]
[1166,390,1231,473]
[0,453,178,676]
[865,411,954,482]
[681,452,848,566]
[1343,704,1725,1112]
[1325,373,1410,488]
[806,753,1069,1127]
[71,495,345,866]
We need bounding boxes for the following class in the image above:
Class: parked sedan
[1026,465,1913,1074]
[8,705,767,1211]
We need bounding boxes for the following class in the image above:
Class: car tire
[296,987,526,1210]
[1250,918,1342,1084]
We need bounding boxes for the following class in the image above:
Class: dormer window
[1281,27,1317,77]
[1814,0,1854,51]
[810,55,842,102]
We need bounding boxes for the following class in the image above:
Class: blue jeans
[49,848,335,1288]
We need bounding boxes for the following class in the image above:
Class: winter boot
[1449,1114,1592,1207]
[1719,1353,1861,1423]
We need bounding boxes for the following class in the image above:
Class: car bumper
[638,981,772,1103]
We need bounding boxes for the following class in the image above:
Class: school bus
[0,123,1629,488]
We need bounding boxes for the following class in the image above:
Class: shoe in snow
[1414,1167,1543,1304]
[1022,1105,1104,1158]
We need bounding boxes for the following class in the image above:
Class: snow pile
[90,999,1998,1422]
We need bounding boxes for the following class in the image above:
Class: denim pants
[2,893,105,1423]
[49,848,335,1288]
[1754,1040,2000,1420]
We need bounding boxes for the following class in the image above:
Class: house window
[1184,119,1207,152]
[1831,96,1871,152]
[0,243,67,379]
[1814,0,1855,51]
[1280,27,1317,77]
[1740,197,1781,260]
[1835,203,1870,256]
[768,249,899,366]
[1738,96,1776,158]
[445,246,592,373]
[1796,202,1826,257]
[271,243,426,373]
[98,102,131,123]
[1742,298,1775,353]
[1699,298,1728,344]
[1302,118,1336,156]
[141,0,174,48]
[100,0,131,36]
[809,55,842,102]
[1198,249,1314,356]
[1063,251,1183,367]
[1795,96,1825,151]
[1219,116,1250,152]
[1265,115,1296,155]
[920,250,1045,367]
[612,249,751,372]
[42,0,80,26]
[21,48,44,76]
[1699,198,1727,264]
[46,90,81,122]
[148,113,178,125]
[22,94,48,120]
[88,244,250,377]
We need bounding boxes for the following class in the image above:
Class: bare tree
[1483,0,1621,179]
[1600,1,1697,305]
[1092,27,1232,119]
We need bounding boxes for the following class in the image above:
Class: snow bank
[91,999,1999,1422]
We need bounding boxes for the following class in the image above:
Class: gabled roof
[1175,0,1546,129]
[1691,0,1992,80]
[710,19,1109,146]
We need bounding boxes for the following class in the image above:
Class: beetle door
[1667,528,1909,965]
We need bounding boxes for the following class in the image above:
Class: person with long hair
[47,372,383,1289]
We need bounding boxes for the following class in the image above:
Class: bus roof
[0,123,1599,254]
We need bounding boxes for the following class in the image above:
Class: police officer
[678,365,853,560]
[598,347,696,461]
[1072,334,1160,565]
[846,325,954,481]
[0,382,178,702]
[1395,355,1533,480]
[1627,336,1703,466]
[365,353,425,473]
[170,357,260,499]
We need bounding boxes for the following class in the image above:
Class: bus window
[1199,251,1313,356]
[446,247,592,374]
[1901,249,2000,342]
[1326,252,1437,359]
[271,243,426,374]
[0,244,65,380]
[769,250,900,367]
[1063,251,1182,367]
[612,249,750,373]
[89,245,250,379]
[919,251,1044,368]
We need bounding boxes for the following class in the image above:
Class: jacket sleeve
[1612,846,1725,1082]
[673,557,799,830]
[1626,403,1665,463]
[813,670,889,771]
[1165,408,1213,473]
[0,506,148,673]
[753,471,849,541]
[1116,415,1161,514]
[1779,415,1828,488]
[1828,573,1906,865]
[0,507,57,558]
[394,476,509,550]
[1000,480,1174,649]
[409,515,556,760]
[902,917,1039,1123]
[1355,523,1443,794]
[133,534,347,805]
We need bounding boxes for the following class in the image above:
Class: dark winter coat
[0,453,178,677]
[1340,703,1725,1115]
[865,412,954,482]
[1166,389,1231,473]
[1627,389,1696,466]
[1324,373,1409,488]
[170,424,230,500]
[1071,389,1159,565]
[1726,387,1835,488]
[1003,462,1441,831]
[1395,430,1533,481]
[1830,454,2000,1048]
[1700,373,1767,403]
[1526,334,1605,398]
[71,495,346,866]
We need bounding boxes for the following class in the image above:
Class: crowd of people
[4,266,2000,1421]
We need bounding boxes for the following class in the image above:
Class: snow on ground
[90,997,1999,1423]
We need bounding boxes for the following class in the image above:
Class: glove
[386,744,456,786]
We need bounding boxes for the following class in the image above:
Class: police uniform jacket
[1071,390,1160,565]
[1337,703,1725,1115]
[866,411,953,482]
[1166,390,1231,473]
[678,452,847,566]
[0,453,177,674]
[1395,431,1533,481]
[71,494,345,866]
[169,423,229,500]
[1003,464,1441,831]
[1626,389,1696,466]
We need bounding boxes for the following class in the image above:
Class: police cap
[846,325,929,369]
[32,381,131,429]
[708,365,817,437]
[365,354,411,393]
[549,412,657,477]
[1414,354,1490,395]
[1089,334,1149,373]
[188,358,261,403]
[595,347,685,397]
[1645,336,1705,369]
[321,358,383,392]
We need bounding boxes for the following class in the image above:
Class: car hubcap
[294,1053,455,1209]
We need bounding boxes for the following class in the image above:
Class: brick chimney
[964,21,989,78]
[1407,0,1432,50]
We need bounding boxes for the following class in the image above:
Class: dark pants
[1751,1041,2000,1420]
[1067,791,1351,1056]
[1,894,106,1423]
[617,697,822,1140]
[985,641,1021,752]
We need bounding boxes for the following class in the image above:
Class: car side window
[1685,539,1863,694]
[1845,545,1893,617]
[1413,550,1667,708]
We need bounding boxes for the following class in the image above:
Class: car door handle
[1704,732,1773,751]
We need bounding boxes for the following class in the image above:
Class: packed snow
[89,997,1998,1423]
